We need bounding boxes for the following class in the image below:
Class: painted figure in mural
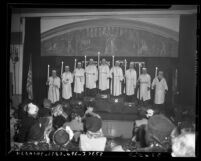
[125,62,137,102]
[47,70,61,103]
[105,35,117,55]
[66,39,74,54]
[98,58,110,94]
[85,59,98,97]
[73,62,85,99]
[110,61,124,96]
[151,71,168,108]
[62,66,73,100]
[137,68,151,105]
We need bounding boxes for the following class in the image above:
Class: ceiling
[12,5,197,14]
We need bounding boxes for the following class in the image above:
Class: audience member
[79,116,106,151]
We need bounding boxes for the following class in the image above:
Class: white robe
[62,72,73,99]
[137,74,151,101]
[110,66,124,96]
[48,76,60,103]
[125,69,137,96]
[85,65,98,89]
[99,64,110,90]
[74,68,85,94]
[152,77,168,104]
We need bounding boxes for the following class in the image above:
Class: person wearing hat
[79,116,107,151]
[85,58,98,97]
[52,126,74,149]
[73,62,85,99]
[125,62,137,102]
[137,67,151,105]
[17,103,39,143]
[62,66,73,100]
[151,71,168,110]
[47,70,61,103]
[98,58,110,94]
[145,114,175,151]
[109,60,124,96]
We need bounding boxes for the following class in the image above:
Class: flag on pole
[26,55,33,100]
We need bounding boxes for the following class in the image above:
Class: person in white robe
[125,62,137,102]
[152,71,168,105]
[110,61,124,96]
[99,58,110,94]
[74,62,85,98]
[62,66,73,100]
[85,59,98,97]
[47,70,61,103]
[137,68,151,103]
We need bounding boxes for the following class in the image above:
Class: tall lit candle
[124,59,127,73]
[84,55,87,69]
[139,63,141,76]
[112,56,114,67]
[155,67,158,77]
[74,59,77,70]
[61,61,64,76]
[98,52,100,68]
[47,64,50,80]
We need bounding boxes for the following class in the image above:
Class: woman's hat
[53,126,74,146]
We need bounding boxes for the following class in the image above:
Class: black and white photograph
[7,4,198,158]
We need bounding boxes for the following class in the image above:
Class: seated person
[83,106,101,119]
[132,109,154,145]
[51,126,74,150]
[52,104,68,130]
[144,113,176,152]
[16,103,39,143]
[63,113,84,143]
[171,130,195,157]
[38,98,52,117]
[79,116,107,151]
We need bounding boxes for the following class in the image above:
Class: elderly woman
[17,103,39,143]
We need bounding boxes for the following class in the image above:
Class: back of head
[146,114,175,147]
[171,132,195,157]
[85,116,102,133]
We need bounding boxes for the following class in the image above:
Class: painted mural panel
[41,21,178,57]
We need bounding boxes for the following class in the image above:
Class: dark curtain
[178,14,197,106]
[22,18,42,105]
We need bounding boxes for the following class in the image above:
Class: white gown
[62,72,73,99]
[85,65,98,89]
[152,77,168,104]
[137,74,151,101]
[74,68,85,94]
[110,66,124,96]
[99,64,110,91]
[48,76,60,103]
[125,69,137,96]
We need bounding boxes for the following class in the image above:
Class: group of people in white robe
[47,58,168,107]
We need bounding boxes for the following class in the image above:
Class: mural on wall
[41,19,179,57]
